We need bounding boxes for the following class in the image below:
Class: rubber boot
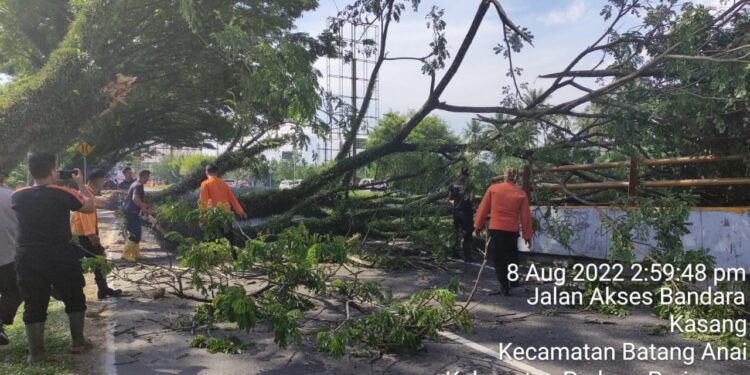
[122,240,136,261]
[95,270,123,300]
[133,242,142,260]
[450,240,461,259]
[462,233,474,263]
[25,322,46,363]
[0,324,8,345]
[68,312,93,354]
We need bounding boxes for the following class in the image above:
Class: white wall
[529,206,750,271]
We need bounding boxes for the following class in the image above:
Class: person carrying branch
[70,169,122,300]
[474,167,533,296]
[12,153,97,362]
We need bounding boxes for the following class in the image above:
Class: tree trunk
[154,137,289,198]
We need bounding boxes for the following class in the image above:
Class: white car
[359,178,387,191]
[279,179,302,190]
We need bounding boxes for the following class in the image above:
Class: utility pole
[350,23,358,185]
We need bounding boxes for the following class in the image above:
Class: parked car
[359,178,387,191]
[279,179,302,190]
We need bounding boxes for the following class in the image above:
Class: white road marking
[99,210,120,374]
[437,330,551,375]
[104,318,117,375]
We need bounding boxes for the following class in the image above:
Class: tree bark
[154,137,289,198]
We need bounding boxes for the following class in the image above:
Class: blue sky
[295,0,617,135]
[294,0,725,137]
[279,0,726,161]
[1,0,726,162]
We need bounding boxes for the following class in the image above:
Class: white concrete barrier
[529,206,750,271]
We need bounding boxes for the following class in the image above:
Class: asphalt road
[94,210,748,375]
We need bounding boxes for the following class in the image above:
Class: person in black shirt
[448,168,475,262]
[103,176,117,191]
[117,167,135,190]
[122,170,154,261]
[12,152,96,363]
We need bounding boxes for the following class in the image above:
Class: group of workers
[0,155,246,363]
[0,150,530,363]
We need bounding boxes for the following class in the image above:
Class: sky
[1,0,728,163]
[296,0,617,135]
[278,0,620,160]
[284,0,728,162]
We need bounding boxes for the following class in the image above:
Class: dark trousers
[125,212,142,243]
[490,230,519,289]
[0,262,22,325]
[79,236,110,293]
[16,251,86,324]
[224,228,239,261]
[453,212,474,261]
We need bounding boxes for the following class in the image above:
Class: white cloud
[296,0,611,142]
[691,0,737,11]
[539,0,587,25]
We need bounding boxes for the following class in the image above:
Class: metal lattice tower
[318,18,380,164]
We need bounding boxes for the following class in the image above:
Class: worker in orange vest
[199,164,246,218]
[71,169,122,299]
[474,167,533,296]
[199,164,247,257]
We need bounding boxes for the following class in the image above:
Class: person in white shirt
[0,170,21,345]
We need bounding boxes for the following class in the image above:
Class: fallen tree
[105,208,475,358]
[0,0,324,172]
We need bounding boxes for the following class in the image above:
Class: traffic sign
[76,141,94,156]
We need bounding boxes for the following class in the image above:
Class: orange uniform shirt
[473,181,533,240]
[199,176,245,215]
[71,186,97,236]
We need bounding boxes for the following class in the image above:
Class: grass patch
[0,301,76,375]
